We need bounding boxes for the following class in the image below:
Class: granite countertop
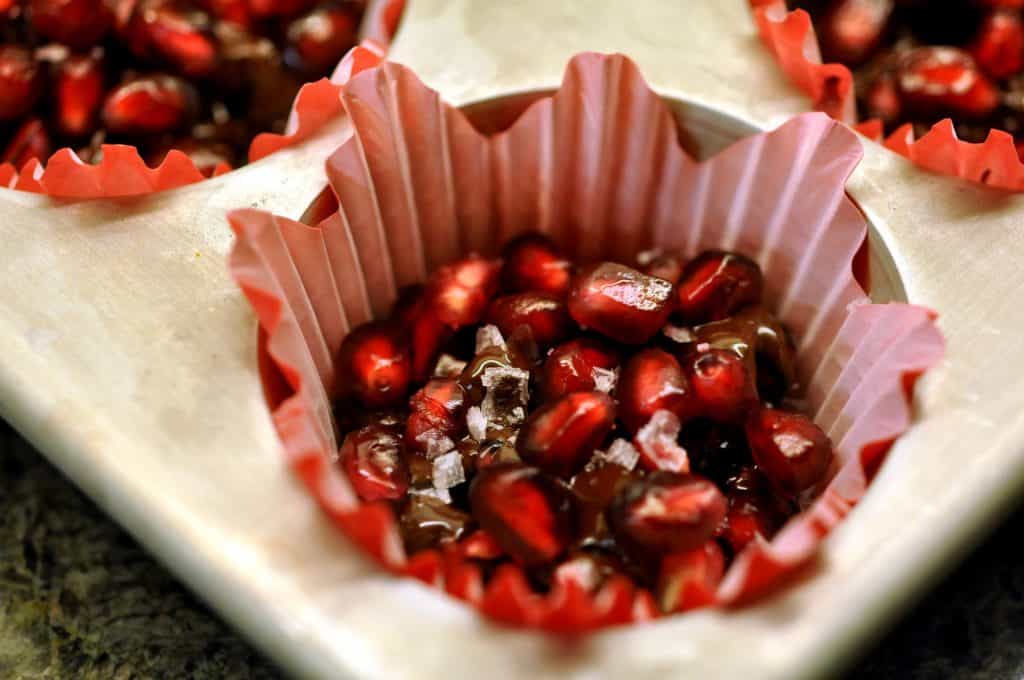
[1,419,1022,679]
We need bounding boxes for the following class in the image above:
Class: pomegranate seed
[568,262,674,344]
[609,472,727,556]
[817,0,894,67]
[248,0,317,18]
[675,250,763,323]
[486,293,574,350]
[427,255,502,329]
[553,550,625,592]
[284,3,359,75]
[716,465,790,554]
[570,458,636,546]
[500,232,573,297]
[861,71,903,127]
[101,74,198,135]
[400,493,471,554]
[896,47,1000,120]
[617,348,699,434]
[54,52,106,138]
[337,321,412,409]
[684,348,758,424]
[971,9,1024,79]
[469,463,575,566]
[537,338,620,403]
[638,250,687,285]
[405,378,467,456]
[339,424,409,501]
[28,0,112,48]
[681,420,751,485]
[746,408,834,498]
[460,529,504,560]
[409,309,453,381]
[131,1,220,77]
[199,0,251,25]
[0,46,42,121]
[517,392,616,477]
[656,541,724,613]
[694,306,797,404]
[1,118,50,167]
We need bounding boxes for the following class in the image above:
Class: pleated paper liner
[227,53,945,632]
[361,0,406,48]
[751,0,1024,191]
[0,39,387,199]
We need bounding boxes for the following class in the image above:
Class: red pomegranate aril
[618,348,700,434]
[469,464,575,567]
[200,0,251,25]
[717,465,789,554]
[460,529,504,560]
[537,338,619,403]
[409,309,453,381]
[896,47,1000,120]
[427,255,503,329]
[862,71,903,127]
[971,9,1024,79]
[675,250,763,323]
[339,425,410,502]
[248,0,316,18]
[1,118,50,168]
[29,0,112,48]
[746,407,834,498]
[609,472,727,556]
[337,321,412,409]
[639,250,687,285]
[486,293,573,350]
[500,232,573,297]
[685,348,758,424]
[101,74,197,135]
[284,3,360,75]
[405,378,467,456]
[817,0,894,67]
[517,391,616,477]
[0,46,43,121]
[656,541,725,613]
[400,493,471,554]
[133,1,220,77]
[570,458,636,545]
[568,262,674,344]
[54,52,106,137]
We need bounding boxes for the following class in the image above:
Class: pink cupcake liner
[227,52,944,632]
[751,1,1024,190]
[0,38,387,199]
[361,0,406,48]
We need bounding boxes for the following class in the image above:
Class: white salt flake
[481,365,530,426]
[433,353,467,378]
[635,410,689,473]
[635,248,663,266]
[662,324,696,344]
[410,487,452,504]
[416,432,455,460]
[432,451,466,490]
[601,438,640,471]
[466,406,488,441]
[475,324,506,353]
[592,366,619,394]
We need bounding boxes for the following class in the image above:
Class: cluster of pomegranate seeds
[333,233,835,613]
[791,0,1024,156]
[0,0,364,173]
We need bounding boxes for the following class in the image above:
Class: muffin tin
[1,1,1022,679]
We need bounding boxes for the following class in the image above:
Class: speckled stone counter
[1,419,1021,679]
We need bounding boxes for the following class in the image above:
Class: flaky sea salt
[432,451,466,490]
[635,409,689,473]
[433,353,467,378]
[662,324,696,344]
[475,324,506,353]
[410,487,452,504]
[635,248,662,266]
[481,365,530,426]
[416,432,455,460]
[466,406,488,441]
[600,438,640,471]
[592,366,618,394]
